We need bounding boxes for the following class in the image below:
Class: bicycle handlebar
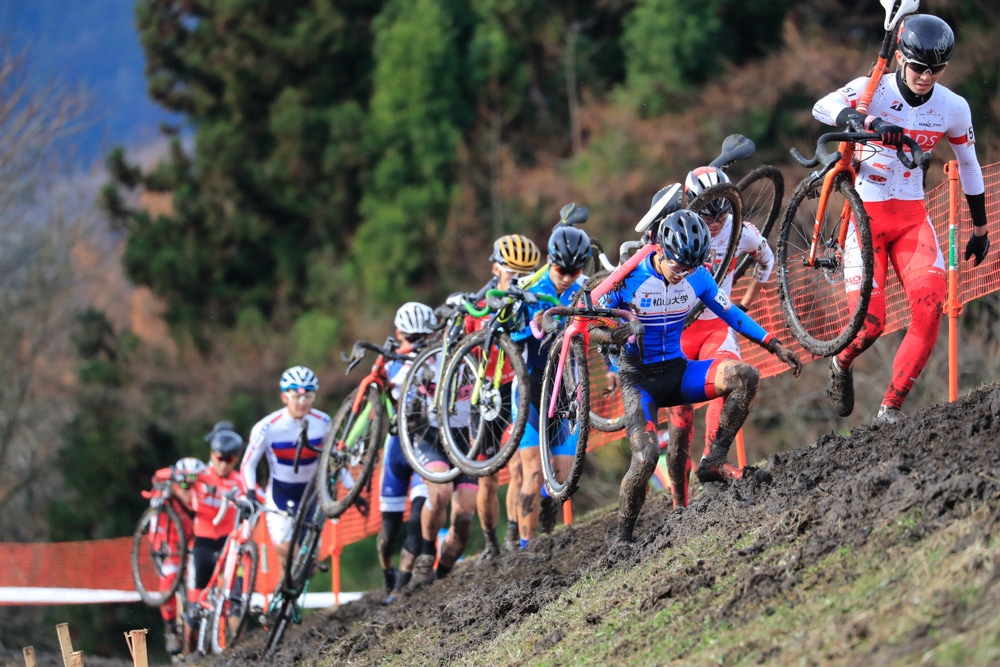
[339,339,413,374]
[462,288,559,318]
[540,306,642,335]
[790,131,926,171]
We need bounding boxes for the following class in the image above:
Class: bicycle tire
[732,165,784,285]
[538,333,590,502]
[131,504,187,606]
[437,329,530,477]
[318,384,384,518]
[209,540,258,654]
[285,476,322,592]
[397,343,462,484]
[263,592,292,653]
[684,182,744,326]
[777,171,873,357]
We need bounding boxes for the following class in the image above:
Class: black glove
[965,232,990,267]
[764,338,802,377]
[868,118,905,146]
[355,494,370,518]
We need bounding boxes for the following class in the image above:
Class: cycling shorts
[411,429,477,489]
[380,435,430,512]
[680,317,742,362]
[264,492,317,546]
[619,356,721,425]
[192,535,227,590]
[515,369,578,456]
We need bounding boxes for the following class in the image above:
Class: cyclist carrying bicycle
[515,225,617,546]
[665,167,774,507]
[598,210,801,542]
[378,302,433,593]
[813,13,989,426]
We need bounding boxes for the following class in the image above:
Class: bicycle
[777,0,927,357]
[436,287,559,477]
[187,490,260,655]
[132,467,191,607]
[535,301,643,501]
[317,338,415,518]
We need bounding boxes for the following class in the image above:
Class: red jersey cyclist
[813,14,989,426]
[665,166,774,507]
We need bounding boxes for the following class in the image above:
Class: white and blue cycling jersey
[597,253,773,364]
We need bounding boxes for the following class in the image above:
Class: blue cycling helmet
[279,366,318,393]
[548,226,591,272]
[657,210,712,268]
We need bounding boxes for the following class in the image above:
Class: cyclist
[813,13,989,426]
[378,302,433,593]
[515,225,618,546]
[188,430,247,629]
[242,367,350,566]
[598,210,801,542]
[664,167,774,508]
[153,455,204,658]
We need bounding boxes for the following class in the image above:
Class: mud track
[212,382,1000,666]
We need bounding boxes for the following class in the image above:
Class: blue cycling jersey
[597,254,772,365]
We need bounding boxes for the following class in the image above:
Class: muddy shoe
[382,567,397,594]
[826,357,855,417]
[411,554,436,585]
[872,405,906,427]
[696,452,744,485]
[539,496,559,534]
[503,522,520,552]
[164,622,183,657]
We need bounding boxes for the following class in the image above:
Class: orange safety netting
[1,161,997,600]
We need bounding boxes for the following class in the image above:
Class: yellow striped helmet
[490,234,541,273]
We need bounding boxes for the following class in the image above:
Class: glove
[764,338,802,377]
[355,494,370,518]
[965,232,990,267]
[867,118,905,146]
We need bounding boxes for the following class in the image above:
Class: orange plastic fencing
[1,161,997,601]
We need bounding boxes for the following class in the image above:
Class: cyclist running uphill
[813,14,989,426]
[188,430,247,644]
[665,167,774,508]
[599,210,802,543]
[516,225,619,547]
[154,455,205,659]
[242,367,358,567]
[378,303,432,594]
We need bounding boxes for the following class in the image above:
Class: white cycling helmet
[684,166,732,220]
[175,457,207,481]
[280,366,319,393]
[394,302,437,335]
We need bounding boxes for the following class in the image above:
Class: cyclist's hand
[965,231,990,267]
[604,371,620,395]
[355,494,370,518]
[868,118,905,146]
[766,339,802,377]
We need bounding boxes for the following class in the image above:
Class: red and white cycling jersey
[698,215,774,321]
[813,73,984,202]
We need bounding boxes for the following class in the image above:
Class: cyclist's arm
[739,223,775,308]
[693,270,773,347]
[812,76,869,127]
[240,422,268,497]
[947,99,987,227]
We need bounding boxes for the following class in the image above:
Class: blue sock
[520,538,528,549]
[540,485,550,499]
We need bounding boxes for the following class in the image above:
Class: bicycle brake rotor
[476,386,502,421]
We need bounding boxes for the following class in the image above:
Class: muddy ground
[211,382,1000,666]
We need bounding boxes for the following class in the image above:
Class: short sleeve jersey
[699,216,774,322]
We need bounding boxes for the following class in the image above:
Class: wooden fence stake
[68,651,84,667]
[124,629,148,667]
[55,624,74,667]
[22,646,36,667]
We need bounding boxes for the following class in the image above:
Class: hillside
[209,383,1000,666]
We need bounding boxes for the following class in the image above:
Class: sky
[0,0,180,167]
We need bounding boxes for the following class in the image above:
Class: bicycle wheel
[684,182,744,326]
[131,504,187,606]
[732,165,784,285]
[437,329,530,477]
[286,477,322,592]
[210,540,258,654]
[538,333,590,502]
[777,172,873,357]
[263,591,293,653]
[569,271,623,433]
[318,384,384,518]
[398,343,461,484]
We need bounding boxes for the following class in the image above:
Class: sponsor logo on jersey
[889,101,904,111]
[880,111,904,123]
[868,174,887,184]
[872,162,891,170]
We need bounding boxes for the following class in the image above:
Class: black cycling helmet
[210,430,244,457]
[684,166,732,220]
[897,14,954,67]
[657,210,712,268]
[548,226,591,272]
[204,420,236,443]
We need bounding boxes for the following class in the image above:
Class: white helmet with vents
[394,302,437,335]
[279,366,319,392]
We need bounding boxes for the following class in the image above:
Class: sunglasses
[663,256,698,278]
[903,57,947,76]
[213,454,237,463]
[284,390,317,404]
[553,264,582,277]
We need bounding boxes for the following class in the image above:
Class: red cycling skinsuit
[813,72,985,409]
[149,468,194,624]
[667,216,774,455]
[190,468,247,591]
